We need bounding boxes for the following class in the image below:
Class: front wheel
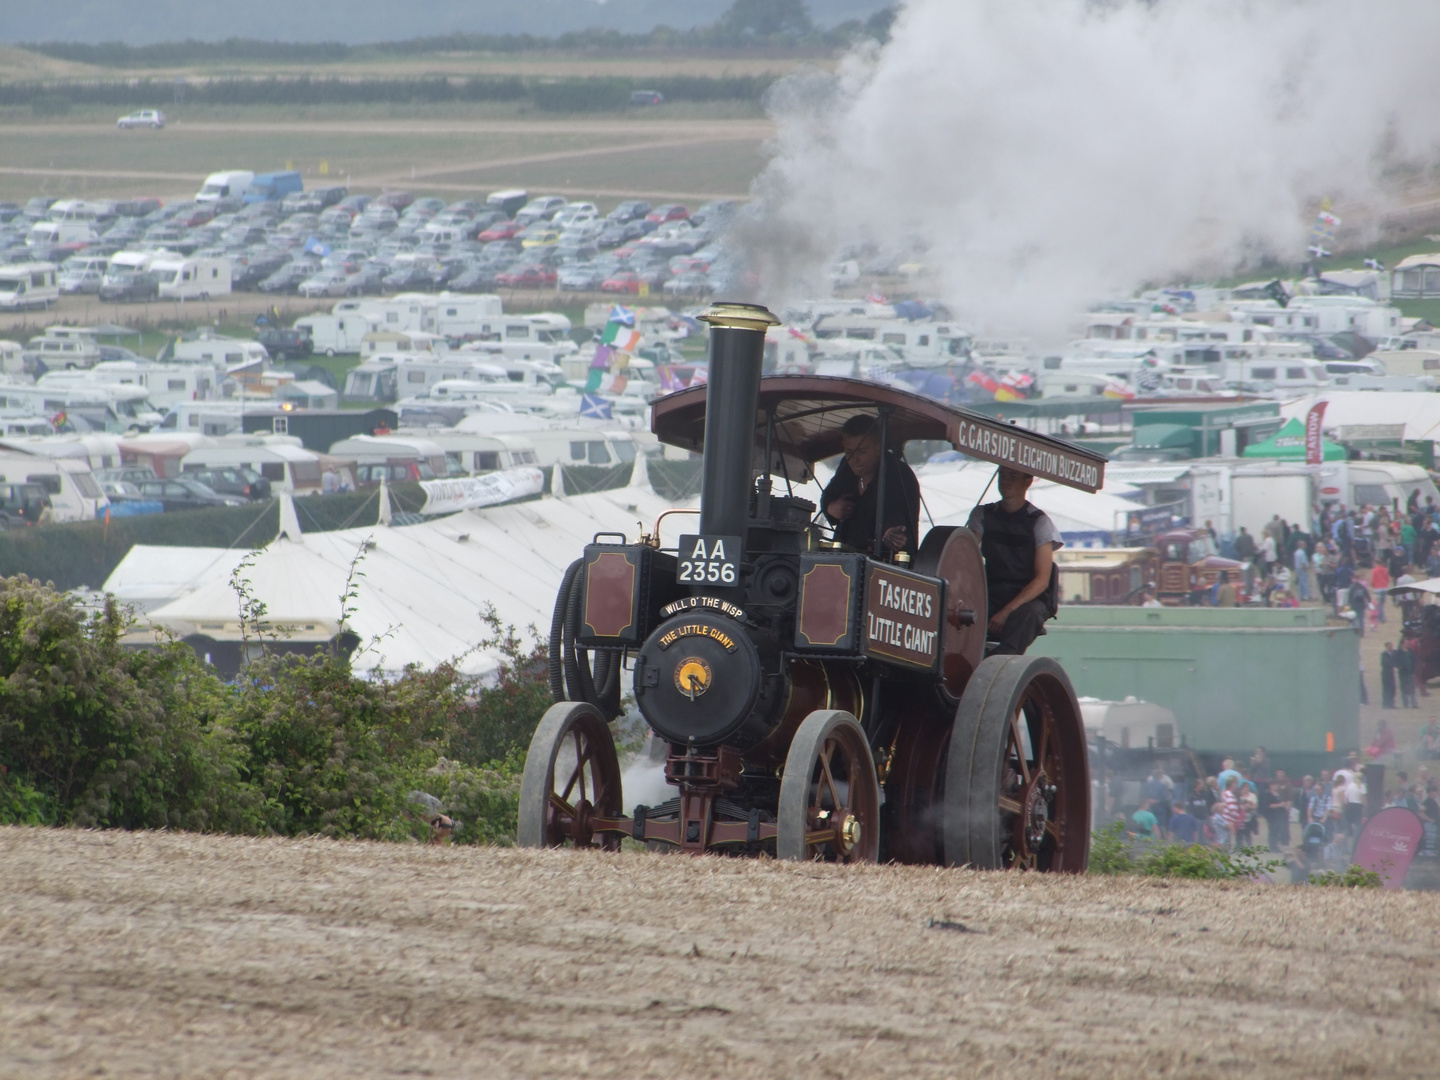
[777,710,880,863]
[517,701,623,850]
[945,655,1090,872]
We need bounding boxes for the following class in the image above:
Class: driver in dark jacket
[966,466,1064,655]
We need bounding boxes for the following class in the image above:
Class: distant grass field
[0,45,820,83]
[0,101,772,205]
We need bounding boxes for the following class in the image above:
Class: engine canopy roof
[650,375,1107,493]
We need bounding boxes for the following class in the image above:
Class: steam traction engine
[520,303,1108,870]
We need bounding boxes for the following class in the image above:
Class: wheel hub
[1021,774,1055,853]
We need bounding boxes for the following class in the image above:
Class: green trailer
[1031,605,1359,770]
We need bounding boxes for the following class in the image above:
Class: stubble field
[1,827,1436,1079]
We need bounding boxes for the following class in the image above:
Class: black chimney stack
[695,302,779,546]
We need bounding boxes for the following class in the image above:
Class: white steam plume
[742,0,1440,338]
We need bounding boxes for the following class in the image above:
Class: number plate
[676,534,741,587]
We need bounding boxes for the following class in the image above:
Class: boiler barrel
[696,302,780,543]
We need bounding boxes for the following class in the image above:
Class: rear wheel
[945,655,1090,872]
[777,711,880,863]
[517,701,623,850]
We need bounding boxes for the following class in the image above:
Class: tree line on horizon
[22,1,897,68]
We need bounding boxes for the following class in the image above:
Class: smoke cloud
[743,0,1440,338]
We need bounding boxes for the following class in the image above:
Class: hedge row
[0,486,415,592]
[0,74,775,111]
[0,577,548,844]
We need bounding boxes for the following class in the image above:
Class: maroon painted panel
[583,551,638,639]
[797,561,855,648]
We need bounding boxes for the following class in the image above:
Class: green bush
[1309,865,1383,888]
[0,575,546,844]
[0,576,256,830]
[1087,822,1285,880]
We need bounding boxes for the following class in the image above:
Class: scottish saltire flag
[608,305,636,326]
[579,394,613,419]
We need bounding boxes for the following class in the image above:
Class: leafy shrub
[1088,822,1285,880]
[0,574,547,844]
[0,576,256,830]
[1310,865,1383,888]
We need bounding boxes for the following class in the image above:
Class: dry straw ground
[1,827,1436,1079]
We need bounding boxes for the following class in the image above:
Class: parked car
[558,264,604,291]
[297,268,355,298]
[496,263,557,289]
[514,196,567,225]
[256,326,314,361]
[96,467,159,486]
[117,109,166,130]
[601,271,645,295]
[645,204,690,224]
[97,269,160,303]
[629,90,664,106]
[135,478,244,511]
[258,261,317,293]
[183,467,272,501]
[375,191,415,211]
[663,271,712,298]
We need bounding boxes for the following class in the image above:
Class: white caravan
[152,255,232,300]
[394,429,540,476]
[0,263,59,310]
[0,451,108,523]
[293,313,370,356]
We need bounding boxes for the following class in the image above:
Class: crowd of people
[1124,745,1440,871]
[1207,490,1440,622]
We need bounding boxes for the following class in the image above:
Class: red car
[477,220,525,242]
[496,264,557,289]
[645,203,689,224]
[172,206,215,228]
[601,271,643,294]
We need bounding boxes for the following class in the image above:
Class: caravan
[0,452,109,522]
[0,263,58,311]
[152,255,232,300]
[293,313,370,356]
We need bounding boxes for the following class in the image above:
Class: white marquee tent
[107,450,1139,678]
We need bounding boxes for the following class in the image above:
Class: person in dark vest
[965,466,1063,655]
[821,415,921,557]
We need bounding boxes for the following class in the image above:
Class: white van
[25,220,99,248]
[103,250,157,280]
[0,263,59,310]
[22,327,103,371]
[152,255,232,300]
[47,199,112,224]
[195,170,254,203]
[293,313,370,356]
[0,451,109,522]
